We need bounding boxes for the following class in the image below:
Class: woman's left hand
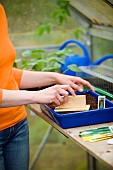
[55,74,94,92]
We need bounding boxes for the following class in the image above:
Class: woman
[0,3,94,170]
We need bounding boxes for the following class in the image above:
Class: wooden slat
[70,0,113,27]
[55,95,90,112]
[56,95,86,109]
[90,26,113,41]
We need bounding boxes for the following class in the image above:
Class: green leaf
[36,23,52,35]
[36,59,46,64]
[53,62,61,69]
[32,61,45,71]
[21,63,29,70]
[53,9,67,25]
[52,0,71,25]
[22,60,28,65]
[67,64,82,72]
[31,53,42,59]
[42,66,56,72]
[42,63,61,72]
[46,23,52,34]
[36,25,45,35]
[57,58,64,64]
[56,48,74,56]
[31,49,45,53]
[21,50,32,57]
[46,57,59,63]
[15,58,21,63]
[28,61,38,67]
[13,62,17,68]
[73,29,84,39]
[45,53,55,58]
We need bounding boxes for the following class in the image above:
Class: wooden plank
[55,105,90,112]
[70,0,113,27]
[29,104,113,169]
[55,95,86,109]
[55,95,90,112]
[89,26,113,41]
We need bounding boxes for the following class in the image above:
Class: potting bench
[29,104,113,170]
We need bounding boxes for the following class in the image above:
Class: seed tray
[41,90,113,129]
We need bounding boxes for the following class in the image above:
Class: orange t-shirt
[0,4,27,130]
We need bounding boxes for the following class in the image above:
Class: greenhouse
[0,1,113,170]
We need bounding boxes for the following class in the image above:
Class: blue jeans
[0,118,29,170]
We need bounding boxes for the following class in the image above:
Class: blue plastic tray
[43,90,113,129]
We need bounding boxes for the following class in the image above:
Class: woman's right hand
[35,84,75,108]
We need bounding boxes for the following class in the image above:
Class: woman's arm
[0,84,73,108]
[20,70,94,92]
[0,70,94,108]
[20,70,58,89]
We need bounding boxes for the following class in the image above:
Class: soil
[58,92,108,114]
[86,92,109,110]
[86,92,98,110]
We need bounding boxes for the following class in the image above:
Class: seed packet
[79,125,113,142]
[107,138,113,145]
[98,96,105,109]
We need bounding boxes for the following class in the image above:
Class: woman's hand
[20,71,94,92]
[55,74,94,92]
[34,74,94,107]
[35,84,75,108]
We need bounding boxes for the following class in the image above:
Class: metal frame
[29,125,53,170]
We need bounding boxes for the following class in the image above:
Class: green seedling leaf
[36,59,46,63]
[27,61,38,67]
[73,28,84,39]
[56,48,74,56]
[31,49,45,53]
[31,53,42,59]
[53,62,61,70]
[15,58,21,63]
[13,62,17,68]
[36,23,52,35]
[22,60,28,65]
[32,60,45,71]
[57,58,64,64]
[67,64,82,72]
[45,52,55,58]
[46,23,52,34]
[21,63,29,70]
[42,66,56,72]
[46,57,60,63]
[21,50,32,57]
[36,25,45,35]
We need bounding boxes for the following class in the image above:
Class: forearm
[20,70,59,89]
[0,84,71,108]
[0,89,36,108]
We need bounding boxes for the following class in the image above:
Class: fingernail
[79,88,83,92]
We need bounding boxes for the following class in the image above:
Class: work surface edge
[29,104,113,169]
